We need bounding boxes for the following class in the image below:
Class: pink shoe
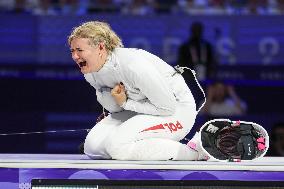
[187,132,210,161]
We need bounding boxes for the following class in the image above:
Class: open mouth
[78,61,87,68]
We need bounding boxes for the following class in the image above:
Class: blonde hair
[68,21,123,52]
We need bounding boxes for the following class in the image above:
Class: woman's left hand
[111,82,127,106]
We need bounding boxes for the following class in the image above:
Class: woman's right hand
[111,82,127,106]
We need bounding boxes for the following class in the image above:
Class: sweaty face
[70,38,105,74]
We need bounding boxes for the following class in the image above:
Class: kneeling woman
[68,21,201,160]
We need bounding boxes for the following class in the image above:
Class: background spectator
[121,0,154,15]
[266,122,284,156]
[177,21,217,81]
[32,0,57,15]
[201,81,247,118]
[153,0,177,14]
[88,0,119,13]
[177,0,209,15]
[59,0,88,15]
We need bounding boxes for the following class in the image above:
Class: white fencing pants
[84,103,198,160]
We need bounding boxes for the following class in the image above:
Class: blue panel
[0,15,283,65]
[0,15,37,63]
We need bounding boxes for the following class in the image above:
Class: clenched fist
[111,82,127,106]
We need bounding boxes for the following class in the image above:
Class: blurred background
[0,0,283,156]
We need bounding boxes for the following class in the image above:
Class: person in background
[177,21,217,81]
[59,0,88,15]
[266,122,284,156]
[121,0,154,15]
[201,81,247,117]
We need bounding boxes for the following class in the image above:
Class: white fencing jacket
[84,48,196,116]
